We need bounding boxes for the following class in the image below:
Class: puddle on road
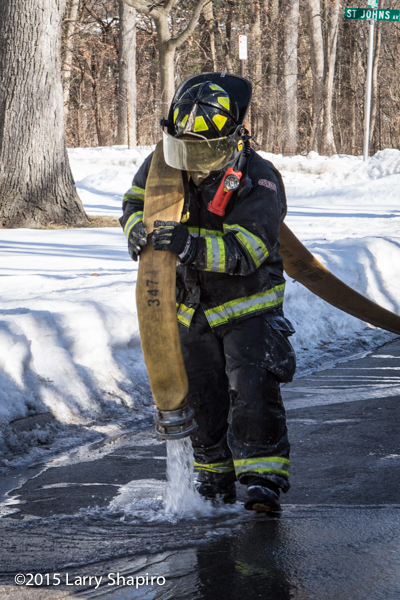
[62,507,400,600]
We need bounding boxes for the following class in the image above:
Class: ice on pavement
[1,145,400,463]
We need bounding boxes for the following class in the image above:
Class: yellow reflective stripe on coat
[176,303,195,328]
[194,460,235,474]
[124,211,143,238]
[234,456,290,478]
[187,227,224,238]
[204,284,285,327]
[204,236,226,273]
[123,185,145,202]
[223,224,269,268]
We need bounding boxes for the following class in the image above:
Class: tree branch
[168,0,209,50]
[121,0,160,16]
[164,0,179,13]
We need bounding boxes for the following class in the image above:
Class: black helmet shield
[162,72,252,172]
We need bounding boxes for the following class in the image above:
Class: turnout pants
[178,309,294,492]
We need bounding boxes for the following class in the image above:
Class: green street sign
[344,7,400,21]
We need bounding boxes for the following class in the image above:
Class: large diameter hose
[136,141,195,438]
[279,222,400,335]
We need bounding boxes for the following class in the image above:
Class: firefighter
[120,73,296,512]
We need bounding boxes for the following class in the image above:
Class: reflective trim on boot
[234,456,290,479]
[194,460,235,474]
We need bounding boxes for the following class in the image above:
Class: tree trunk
[264,0,279,150]
[321,0,340,155]
[122,0,208,119]
[306,0,324,151]
[157,38,176,119]
[63,0,80,120]
[0,0,87,228]
[250,0,263,146]
[117,1,137,146]
[199,1,217,71]
[91,50,108,146]
[282,0,299,155]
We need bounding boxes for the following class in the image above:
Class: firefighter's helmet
[173,80,239,139]
[162,72,252,172]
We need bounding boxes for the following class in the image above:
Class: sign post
[364,5,375,162]
[239,35,247,77]
[345,3,399,160]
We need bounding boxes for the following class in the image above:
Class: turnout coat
[120,148,293,339]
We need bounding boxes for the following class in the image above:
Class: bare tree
[321,0,340,154]
[121,0,209,116]
[63,0,81,119]
[199,0,217,71]
[0,0,87,228]
[306,0,340,154]
[282,0,299,154]
[306,0,324,150]
[249,0,263,146]
[118,0,137,146]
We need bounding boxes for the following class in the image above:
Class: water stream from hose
[164,438,209,517]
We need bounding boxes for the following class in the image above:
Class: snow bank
[1,145,400,464]
[259,150,361,176]
[68,145,154,217]
[0,228,153,463]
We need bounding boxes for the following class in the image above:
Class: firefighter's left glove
[128,221,148,262]
[152,220,196,263]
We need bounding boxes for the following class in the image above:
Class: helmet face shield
[163,131,235,172]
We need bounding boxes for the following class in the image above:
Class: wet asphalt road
[0,339,399,599]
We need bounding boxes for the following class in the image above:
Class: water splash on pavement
[164,438,210,517]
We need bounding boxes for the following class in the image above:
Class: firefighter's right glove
[128,221,147,262]
[152,220,197,264]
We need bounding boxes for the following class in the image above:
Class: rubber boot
[196,472,237,505]
[244,477,281,512]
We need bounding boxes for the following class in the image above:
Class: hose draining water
[164,438,207,516]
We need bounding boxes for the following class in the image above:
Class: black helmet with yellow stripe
[162,72,252,172]
[173,80,239,139]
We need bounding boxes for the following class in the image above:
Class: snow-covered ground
[1,145,400,465]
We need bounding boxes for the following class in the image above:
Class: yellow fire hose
[136,141,400,439]
[279,223,400,335]
[136,141,195,438]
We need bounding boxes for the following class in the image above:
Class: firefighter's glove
[128,221,147,262]
[152,220,195,263]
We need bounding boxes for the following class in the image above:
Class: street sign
[368,0,378,8]
[239,35,248,60]
[344,7,400,20]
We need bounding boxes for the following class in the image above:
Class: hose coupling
[155,404,197,440]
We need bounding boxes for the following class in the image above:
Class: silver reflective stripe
[204,236,225,272]
[205,285,285,327]
[224,224,269,268]
[123,185,145,201]
[176,303,195,328]
[234,457,290,477]
[124,211,143,239]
